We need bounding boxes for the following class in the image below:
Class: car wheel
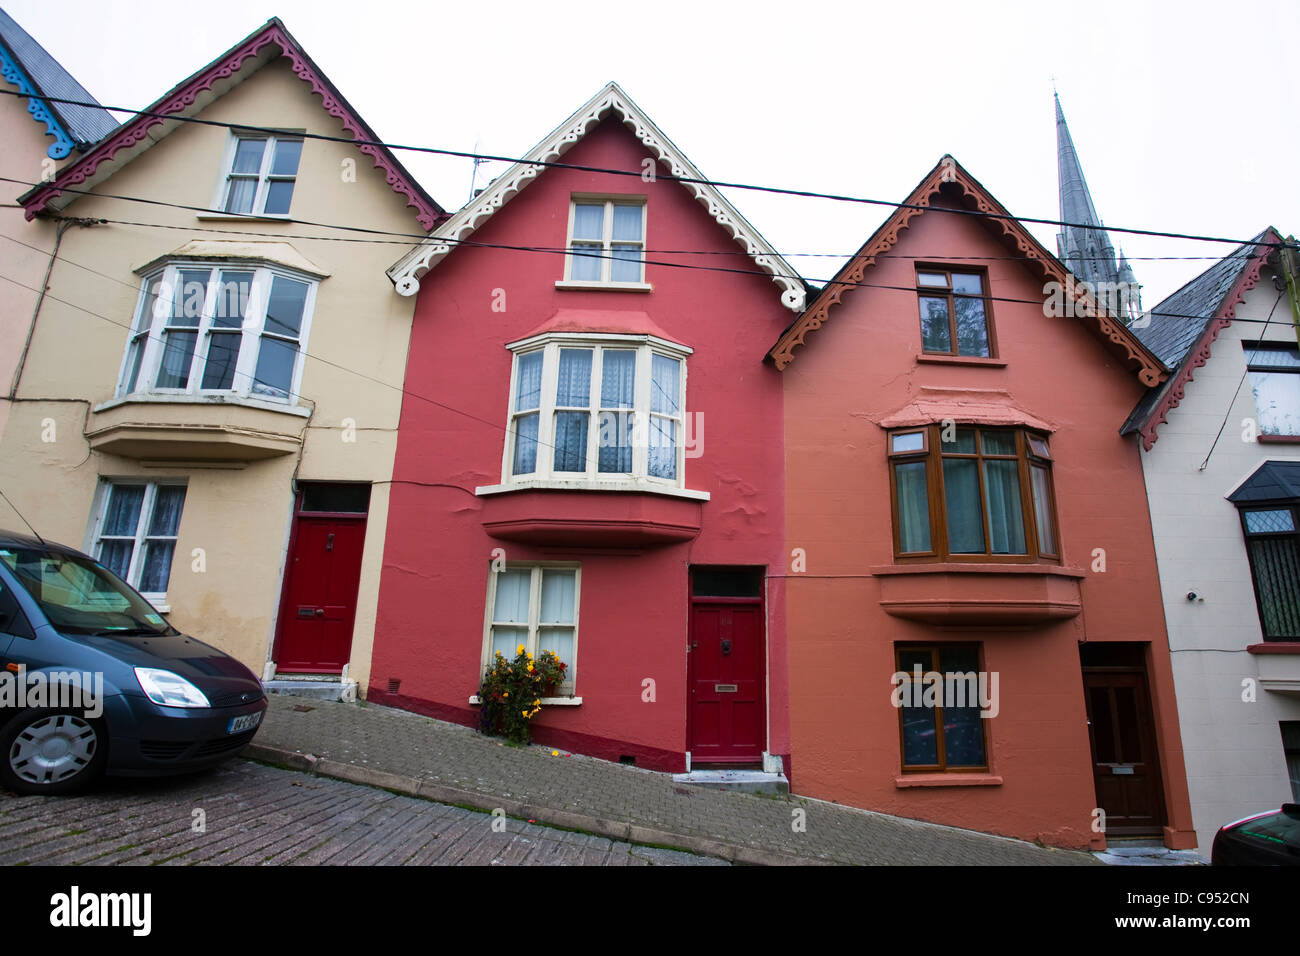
[0,708,107,795]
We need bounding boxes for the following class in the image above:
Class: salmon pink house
[771,157,1198,850]
[369,84,804,773]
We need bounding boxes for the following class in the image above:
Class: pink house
[369,84,805,773]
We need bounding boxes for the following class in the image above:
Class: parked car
[0,530,266,795]
[1211,804,1300,865]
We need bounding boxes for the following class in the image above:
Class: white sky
[8,0,1299,303]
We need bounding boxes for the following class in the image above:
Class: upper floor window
[90,480,187,601]
[1245,342,1300,437]
[220,134,303,216]
[120,263,316,404]
[888,425,1058,561]
[1238,502,1299,640]
[505,333,688,486]
[562,197,646,286]
[917,268,994,357]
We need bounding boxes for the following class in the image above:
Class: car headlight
[134,667,211,708]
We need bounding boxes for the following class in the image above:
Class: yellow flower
[522,709,529,716]
[551,750,559,757]
[517,644,526,654]
[503,692,508,698]
[527,664,534,672]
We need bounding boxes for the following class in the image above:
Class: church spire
[1054,93,1122,293]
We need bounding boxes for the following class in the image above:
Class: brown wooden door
[688,601,765,765]
[274,516,366,672]
[1083,670,1166,835]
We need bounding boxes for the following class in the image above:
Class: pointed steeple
[1054,94,1121,291]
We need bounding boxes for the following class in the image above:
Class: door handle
[720,639,731,656]
[325,533,334,552]
[315,608,325,618]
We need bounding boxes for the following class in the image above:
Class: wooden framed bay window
[888,425,1059,562]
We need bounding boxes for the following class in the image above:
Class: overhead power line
[4,88,1294,252]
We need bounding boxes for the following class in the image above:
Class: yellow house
[2,18,444,699]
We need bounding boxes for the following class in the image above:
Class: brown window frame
[888,424,1060,563]
[915,266,996,358]
[895,643,991,773]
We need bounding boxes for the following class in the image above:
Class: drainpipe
[8,217,101,400]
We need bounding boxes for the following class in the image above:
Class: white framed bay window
[119,262,317,404]
[498,332,691,489]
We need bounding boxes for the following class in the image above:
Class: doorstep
[672,769,790,795]
[263,673,358,703]
[1092,839,1205,866]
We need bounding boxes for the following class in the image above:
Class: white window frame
[557,195,650,289]
[212,132,304,217]
[117,261,318,406]
[87,479,187,605]
[492,332,692,492]
[481,563,581,696]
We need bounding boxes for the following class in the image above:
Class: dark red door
[274,517,366,672]
[1083,670,1166,836]
[689,601,764,765]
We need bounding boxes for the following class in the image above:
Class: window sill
[477,479,709,501]
[895,773,1002,788]
[1257,434,1300,444]
[468,695,582,706]
[95,393,312,418]
[196,213,293,223]
[1245,642,1300,654]
[555,280,653,293]
[915,354,1006,367]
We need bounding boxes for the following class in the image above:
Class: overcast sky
[9,0,1298,303]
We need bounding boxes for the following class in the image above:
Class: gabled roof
[0,7,118,157]
[19,17,443,229]
[1228,460,1300,503]
[766,155,1167,388]
[387,82,806,311]
[1121,228,1282,450]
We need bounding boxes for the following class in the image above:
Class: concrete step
[672,769,789,795]
[263,678,357,703]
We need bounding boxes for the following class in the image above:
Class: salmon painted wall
[370,118,790,771]
[781,191,1195,848]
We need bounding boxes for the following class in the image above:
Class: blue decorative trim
[0,42,74,159]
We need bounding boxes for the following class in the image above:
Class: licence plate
[228,711,263,735]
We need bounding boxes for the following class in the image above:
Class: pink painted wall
[370,118,791,771]
[781,191,1195,848]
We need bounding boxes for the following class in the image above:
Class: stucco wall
[0,56,425,688]
[1138,264,1300,853]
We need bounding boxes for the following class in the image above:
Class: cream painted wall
[0,85,61,445]
[1139,264,1300,854]
[0,56,429,693]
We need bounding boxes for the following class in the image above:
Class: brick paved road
[255,696,1098,865]
[0,761,726,866]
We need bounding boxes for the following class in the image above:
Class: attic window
[220,134,303,216]
[917,267,995,358]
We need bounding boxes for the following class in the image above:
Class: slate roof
[1121,231,1276,437]
[1228,460,1300,503]
[0,7,117,148]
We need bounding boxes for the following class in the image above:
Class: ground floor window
[1283,722,1300,802]
[90,480,187,600]
[484,564,579,694]
[894,644,990,772]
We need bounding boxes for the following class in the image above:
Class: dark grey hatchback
[0,530,266,794]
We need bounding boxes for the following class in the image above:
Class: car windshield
[1237,810,1300,847]
[0,546,171,635]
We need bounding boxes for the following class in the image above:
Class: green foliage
[476,646,567,744]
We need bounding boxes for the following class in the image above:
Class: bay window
[889,425,1059,561]
[503,333,689,486]
[119,263,316,404]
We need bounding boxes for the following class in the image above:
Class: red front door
[274,516,366,672]
[688,601,765,765]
